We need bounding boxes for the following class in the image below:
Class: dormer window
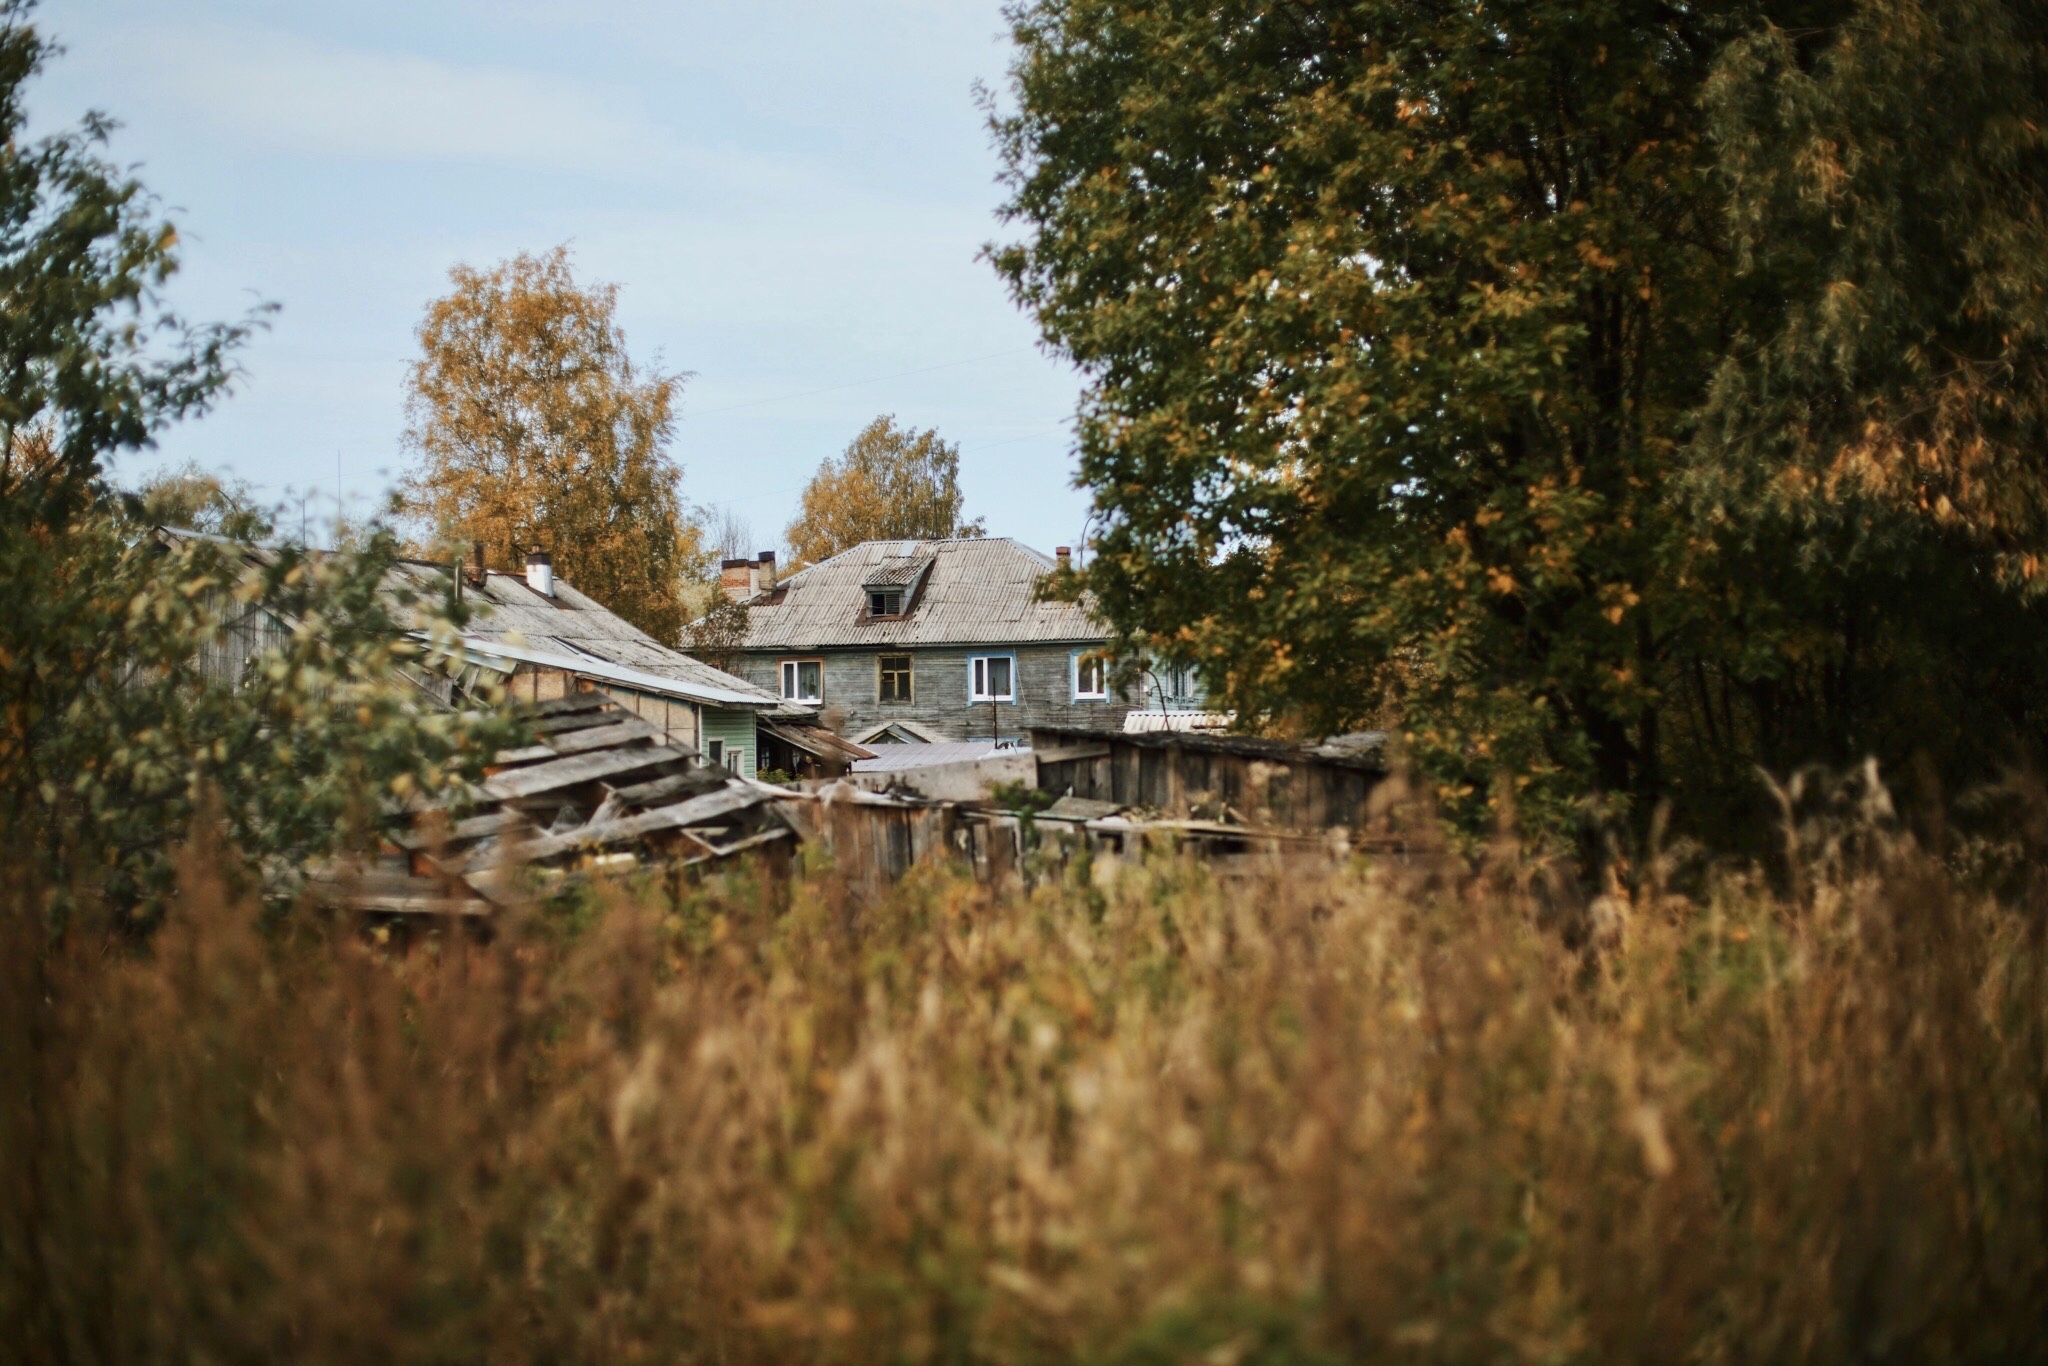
[868,589,904,618]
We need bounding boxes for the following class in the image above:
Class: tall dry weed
[2,813,2043,1362]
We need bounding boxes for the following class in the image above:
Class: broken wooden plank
[531,707,633,737]
[463,784,772,868]
[488,744,559,768]
[532,716,661,756]
[609,769,725,807]
[1033,742,1112,763]
[341,893,491,917]
[681,826,792,865]
[391,808,534,851]
[482,744,695,801]
[514,692,611,719]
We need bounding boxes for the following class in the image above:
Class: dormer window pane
[868,590,903,617]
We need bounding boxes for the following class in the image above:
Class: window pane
[780,662,795,699]
[973,657,986,696]
[798,661,822,699]
[879,655,911,702]
[989,656,1012,697]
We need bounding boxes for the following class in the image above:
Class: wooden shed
[1026,725,1389,834]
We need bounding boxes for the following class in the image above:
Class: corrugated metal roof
[729,538,1109,650]
[456,570,778,706]
[850,740,1016,772]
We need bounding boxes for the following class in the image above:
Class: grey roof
[153,527,777,709]
[862,554,933,590]
[850,740,1015,773]
[455,569,777,707]
[731,538,1108,651]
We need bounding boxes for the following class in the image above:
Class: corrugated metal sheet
[728,538,1108,649]
[457,570,778,705]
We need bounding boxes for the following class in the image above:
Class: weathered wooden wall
[729,643,1131,742]
[1029,729,1384,833]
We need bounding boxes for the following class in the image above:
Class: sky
[30,0,1090,555]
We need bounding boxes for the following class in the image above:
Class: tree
[403,246,699,643]
[135,459,273,539]
[993,0,1765,839]
[0,2,511,925]
[785,415,985,566]
[991,0,2048,848]
[699,503,759,563]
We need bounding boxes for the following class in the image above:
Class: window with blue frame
[1072,650,1108,700]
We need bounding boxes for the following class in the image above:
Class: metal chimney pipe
[524,549,554,597]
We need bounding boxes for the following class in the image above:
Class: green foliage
[0,2,264,529]
[990,0,2048,850]
[4,505,519,924]
[133,459,274,539]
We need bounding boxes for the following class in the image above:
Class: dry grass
[2,811,2044,1363]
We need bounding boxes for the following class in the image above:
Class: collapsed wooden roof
[319,691,803,915]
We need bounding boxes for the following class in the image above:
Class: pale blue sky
[32,0,1088,555]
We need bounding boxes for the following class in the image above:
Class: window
[706,738,724,767]
[1072,651,1108,700]
[1150,662,1200,708]
[780,658,823,703]
[969,654,1015,703]
[867,589,904,617]
[878,654,913,703]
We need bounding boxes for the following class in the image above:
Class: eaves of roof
[441,636,779,709]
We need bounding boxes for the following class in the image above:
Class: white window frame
[867,588,904,617]
[1072,650,1109,701]
[968,653,1016,703]
[779,658,823,703]
[706,738,725,767]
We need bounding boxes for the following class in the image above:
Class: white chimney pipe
[524,549,554,597]
[756,549,777,593]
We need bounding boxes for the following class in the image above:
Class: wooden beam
[482,744,696,800]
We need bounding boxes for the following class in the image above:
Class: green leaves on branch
[993,0,2048,848]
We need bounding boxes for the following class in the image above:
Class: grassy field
[4,798,2044,1363]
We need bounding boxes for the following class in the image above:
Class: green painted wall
[700,706,758,775]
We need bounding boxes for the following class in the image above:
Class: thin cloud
[109,23,680,180]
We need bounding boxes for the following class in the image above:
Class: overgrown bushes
[4,803,2041,1362]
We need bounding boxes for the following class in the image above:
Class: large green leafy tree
[994,0,1772,835]
[0,3,512,923]
[993,0,2048,843]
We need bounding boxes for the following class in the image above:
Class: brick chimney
[720,557,756,602]
[1055,545,1072,572]
[755,549,777,593]
[524,549,553,597]
[467,540,486,588]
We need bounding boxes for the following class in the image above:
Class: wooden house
[713,539,1206,747]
